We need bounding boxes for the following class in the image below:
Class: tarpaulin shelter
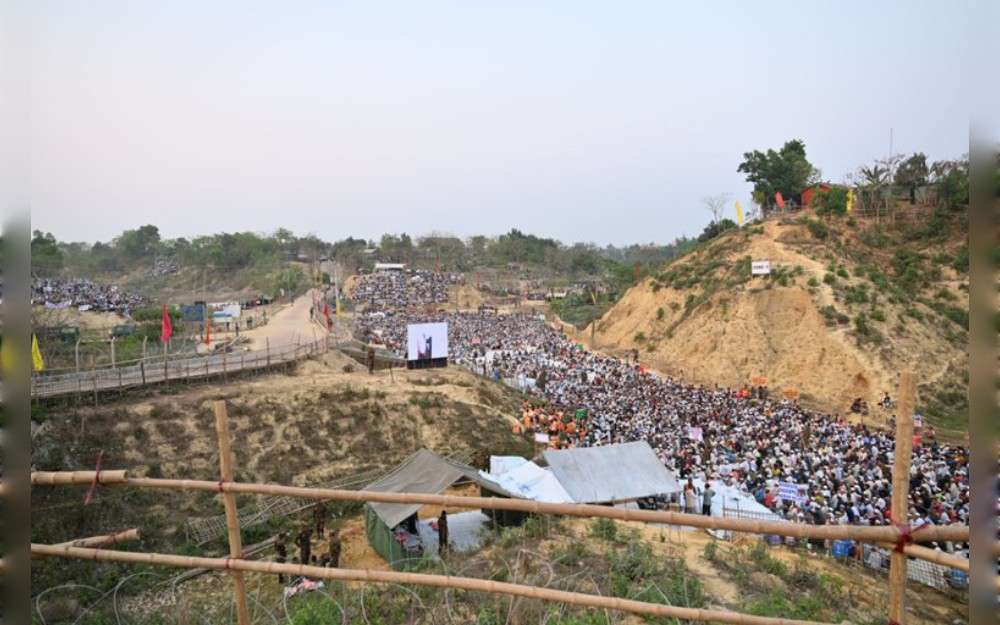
[363,449,519,569]
[542,441,681,504]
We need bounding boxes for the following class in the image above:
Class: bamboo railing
[30,336,329,399]
[31,542,828,625]
[31,470,970,545]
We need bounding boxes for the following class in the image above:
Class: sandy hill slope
[587,211,968,439]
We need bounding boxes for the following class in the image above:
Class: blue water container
[948,569,968,589]
[832,539,853,558]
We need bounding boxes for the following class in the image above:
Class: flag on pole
[32,334,45,372]
[774,192,786,210]
[323,302,332,330]
[735,200,744,226]
[336,296,342,317]
[846,189,855,213]
[161,304,173,344]
[204,317,211,346]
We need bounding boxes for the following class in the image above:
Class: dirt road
[242,290,322,350]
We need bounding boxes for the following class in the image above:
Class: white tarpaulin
[481,461,573,504]
[489,456,528,477]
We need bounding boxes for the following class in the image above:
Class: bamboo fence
[31,470,970,545]
[31,542,828,625]
[30,373,988,625]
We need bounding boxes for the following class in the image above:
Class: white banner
[751,260,771,276]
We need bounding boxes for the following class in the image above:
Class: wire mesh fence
[720,507,968,593]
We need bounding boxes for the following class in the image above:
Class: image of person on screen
[417,334,432,360]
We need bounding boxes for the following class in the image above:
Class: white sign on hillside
[751,260,771,276]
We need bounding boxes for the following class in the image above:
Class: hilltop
[585,209,968,439]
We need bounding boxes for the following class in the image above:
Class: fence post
[142,336,147,361]
[888,371,915,625]
[110,337,116,369]
[212,401,251,625]
[266,338,270,367]
[140,360,146,385]
[223,350,228,383]
[75,339,81,373]
[164,340,169,382]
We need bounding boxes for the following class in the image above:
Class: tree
[115,225,161,260]
[697,218,737,242]
[894,153,929,204]
[702,193,732,225]
[31,230,64,276]
[737,139,819,212]
[930,158,969,210]
[814,187,848,216]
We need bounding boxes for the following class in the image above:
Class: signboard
[406,322,449,362]
[782,388,799,400]
[777,482,807,505]
[751,260,771,276]
[687,426,704,442]
[534,433,550,444]
[913,414,923,429]
[750,376,768,386]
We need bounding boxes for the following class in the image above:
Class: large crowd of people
[31,278,145,314]
[348,269,462,310]
[355,306,971,544]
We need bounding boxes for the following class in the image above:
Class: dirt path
[242,290,319,350]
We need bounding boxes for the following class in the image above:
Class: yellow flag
[32,334,45,372]
[735,200,744,226]
[846,189,855,213]
[335,297,342,317]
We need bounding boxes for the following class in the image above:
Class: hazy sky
[30,1,973,246]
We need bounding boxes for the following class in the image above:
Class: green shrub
[870,309,886,322]
[836,267,849,278]
[656,307,665,321]
[952,247,969,273]
[814,187,848,216]
[823,273,836,285]
[633,331,646,343]
[806,218,828,239]
[807,276,819,287]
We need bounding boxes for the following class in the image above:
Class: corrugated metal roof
[543,441,681,503]
[364,449,517,528]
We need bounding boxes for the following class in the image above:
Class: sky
[28,1,975,247]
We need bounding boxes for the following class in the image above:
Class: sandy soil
[585,218,967,423]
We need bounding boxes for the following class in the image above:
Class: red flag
[323,302,332,330]
[161,304,173,344]
[204,316,211,346]
[774,191,786,210]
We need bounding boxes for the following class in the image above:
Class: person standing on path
[702,482,715,516]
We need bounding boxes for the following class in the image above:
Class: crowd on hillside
[355,307,971,543]
[349,269,462,310]
[31,278,145,314]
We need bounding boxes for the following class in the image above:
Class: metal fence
[720,507,967,593]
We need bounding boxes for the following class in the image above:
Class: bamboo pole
[888,372,915,625]
[53,528,140,549]
[32,470,127,486]
[31,543,828,625]
[32,471,969,545]
[213,401,250,625]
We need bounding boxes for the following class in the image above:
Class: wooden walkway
[30,337,330,399]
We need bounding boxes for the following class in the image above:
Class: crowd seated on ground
[31,278,145,314]
[355,307,970,552]
[348,269,462,311]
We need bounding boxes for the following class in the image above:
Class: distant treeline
[31,226,698,292]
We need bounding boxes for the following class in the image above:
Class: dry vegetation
[585,211,968,440]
